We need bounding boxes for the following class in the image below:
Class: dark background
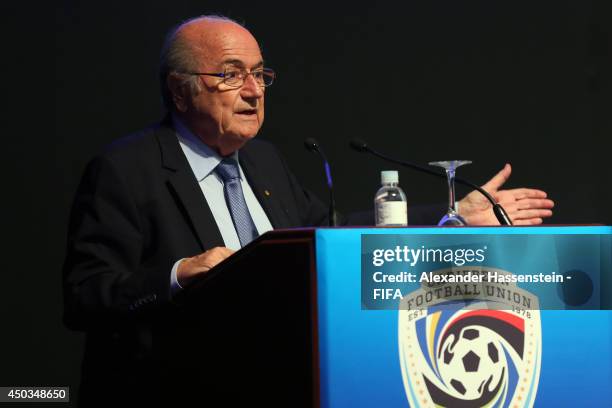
[4,0,611,404]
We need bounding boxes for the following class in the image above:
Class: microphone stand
[304,138,338,226]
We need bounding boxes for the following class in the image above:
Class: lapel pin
[264,189,271,197]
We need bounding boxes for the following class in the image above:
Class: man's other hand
[177,247,235,287]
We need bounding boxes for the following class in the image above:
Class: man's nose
[240,74,264,98]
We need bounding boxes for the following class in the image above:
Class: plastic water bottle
[374,170,408,226]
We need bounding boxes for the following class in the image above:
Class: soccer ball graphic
[438,326,505,400]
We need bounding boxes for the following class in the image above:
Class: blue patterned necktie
[214,158,258,247]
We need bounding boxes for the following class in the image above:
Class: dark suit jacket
[63,120,442,406]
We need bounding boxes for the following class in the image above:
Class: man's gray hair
[159,15,241,111]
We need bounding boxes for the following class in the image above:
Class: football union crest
[399,268,542,407]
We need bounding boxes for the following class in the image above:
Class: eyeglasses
[187,67,275,88]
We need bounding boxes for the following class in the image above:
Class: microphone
[304,138,338,226]
[349,139,513,226]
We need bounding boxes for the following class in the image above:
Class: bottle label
[376,202,408,226]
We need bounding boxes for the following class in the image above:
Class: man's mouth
[236,109,257,116]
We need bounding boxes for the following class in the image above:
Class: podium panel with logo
[315,226,611,408]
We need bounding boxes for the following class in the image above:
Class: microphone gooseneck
[349,139,513,226]
[304,138,338,226]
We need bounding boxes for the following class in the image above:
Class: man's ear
[167,73,188,112]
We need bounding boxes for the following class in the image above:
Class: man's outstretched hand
[458,163,555,226]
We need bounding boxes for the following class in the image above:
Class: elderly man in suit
[63,15,554,406]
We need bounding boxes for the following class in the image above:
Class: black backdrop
[5,0,611,404]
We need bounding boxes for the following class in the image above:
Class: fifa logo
[398,268,542,407]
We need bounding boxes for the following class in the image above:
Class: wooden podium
[176,229,319,406]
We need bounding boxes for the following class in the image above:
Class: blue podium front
[314,226,612,408]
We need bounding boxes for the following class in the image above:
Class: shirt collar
[172,114,239,182]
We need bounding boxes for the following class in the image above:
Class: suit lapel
[239,145,291,229]
[156,124,225,251]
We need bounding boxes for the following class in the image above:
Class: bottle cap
[381,170,399,184]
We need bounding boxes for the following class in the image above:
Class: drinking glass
[428,160,472,226]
